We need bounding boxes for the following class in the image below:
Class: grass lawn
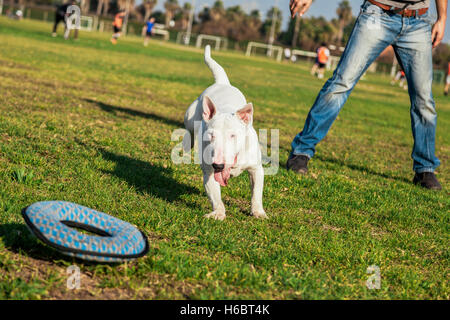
[0,17,448,300]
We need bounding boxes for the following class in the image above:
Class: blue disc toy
[22,201,149,263]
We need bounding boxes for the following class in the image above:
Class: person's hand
[432,18,446,48]
[290,0,313,18]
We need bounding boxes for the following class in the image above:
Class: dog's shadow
[74,140,202,210]
[84,98,184,128]
[98,147,200,205]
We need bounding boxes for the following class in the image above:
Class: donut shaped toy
[22,201,149,262]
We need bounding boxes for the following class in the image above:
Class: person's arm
[289,0,313,18]
[432,0,447,48]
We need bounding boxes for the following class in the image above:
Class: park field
[0,17,448,299]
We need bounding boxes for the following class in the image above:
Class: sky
[150,0,450,43]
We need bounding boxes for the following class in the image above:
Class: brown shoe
[286,154,309,175]
[413,172,442,190]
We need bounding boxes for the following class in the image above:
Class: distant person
[287,0,447,190]
[52,0,76,37]
[391,68,408,90]
[310,43,330,79]
[444,62,450,96]
[144,17,156,47]
[7,8,23,20]
[111,11,126,45]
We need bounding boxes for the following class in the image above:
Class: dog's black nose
[212,163,225,171]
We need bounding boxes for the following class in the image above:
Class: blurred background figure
[52,0,76,37]
[144,17,155,47]
[284,47,292,60]
[311,43,330,79]
[391,68,408,91]
[7,8,23,20]
[15,10,23,19]
[111,10,126,45]
[445,62,450,96]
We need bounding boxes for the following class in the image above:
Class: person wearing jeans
[287,0,447,190]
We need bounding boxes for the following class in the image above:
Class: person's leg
[290,4,399,159]
[445,76,449,96]
[310,63,318,76]
[318,65,325,79]
[393,13,440,175]
[52,14,63,34]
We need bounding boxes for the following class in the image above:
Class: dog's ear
[202,96,216,121]
[236,103,253,125]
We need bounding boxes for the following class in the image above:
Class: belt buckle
[401,9,413,17]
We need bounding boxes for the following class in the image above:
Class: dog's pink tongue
[214,168,231,187]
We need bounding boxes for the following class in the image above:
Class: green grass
[0,17,448,300]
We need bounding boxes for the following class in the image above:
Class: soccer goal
[80,16,93,31]
[246,42,283,62]
[176,32,197,45]
[195,34,228,51]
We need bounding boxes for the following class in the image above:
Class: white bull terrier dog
[183,45,266,221]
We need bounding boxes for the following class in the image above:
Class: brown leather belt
[368,0,428,17]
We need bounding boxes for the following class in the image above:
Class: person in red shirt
[444,62,450,96]
[111,11,126,44]
[310,43,330,79]
[391,68,408,90]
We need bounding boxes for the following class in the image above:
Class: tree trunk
[165,11,173,27]
[337,19,345,45]
[80,0,90,15]
[292,15,301,48]
[144,7,152,21]
[103,0,109,16]
[96,0,103,16]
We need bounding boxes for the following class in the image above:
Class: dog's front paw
[204,211,226,221]
[252,211,268,219]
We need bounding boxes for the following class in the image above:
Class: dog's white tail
[204,45,230,85]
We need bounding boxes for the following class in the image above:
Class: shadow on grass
[314,154,411,183]
[98,148,200,204]
[0,223,66,262]
[282,145,410,183]
[84,98,184,128]
[0,223,126,265]
[75,140,201,210]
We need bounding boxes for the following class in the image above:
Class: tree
[143,0,157,21]
[164,0,179,28]
[79,0,90,14]
[96,0,110,16]
[261,6,282,42]
[249,9,260,20]
[336,0,352,45]
[180,2,191,29]
[210,0,224,21]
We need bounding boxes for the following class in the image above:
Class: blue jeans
[291,1,440,173]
